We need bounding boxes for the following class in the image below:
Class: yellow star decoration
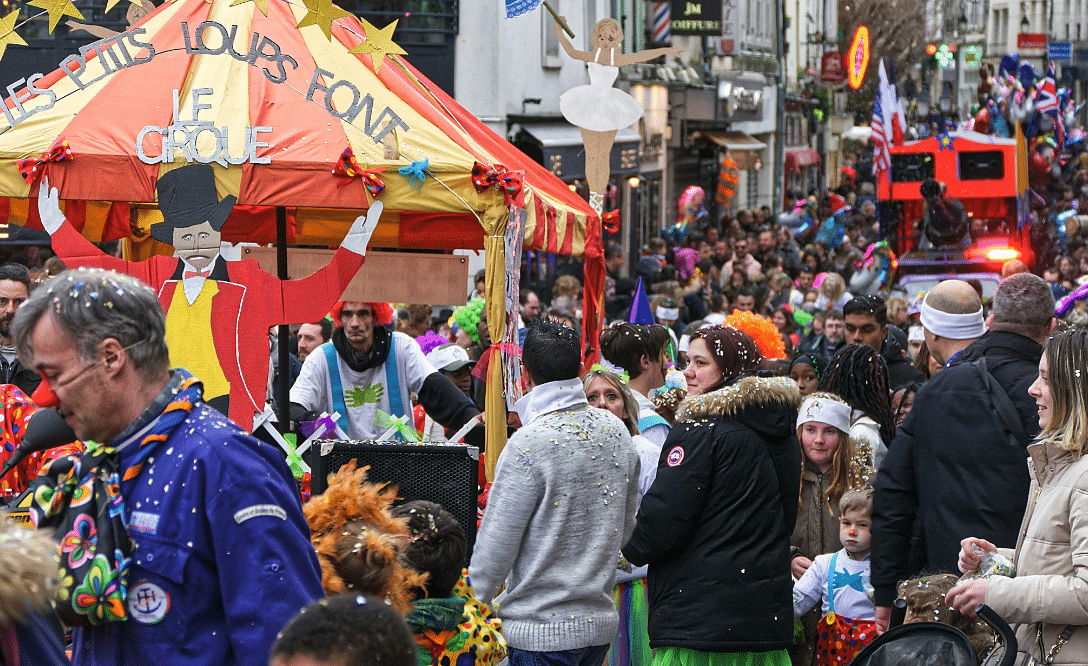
[104,0,144,17]
[229,0,268,17]
[28,0,83,33]
[0,9,26,63]
[348,18,406,73]
[295,0,351,41]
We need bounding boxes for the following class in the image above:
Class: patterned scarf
[29,371,203,627]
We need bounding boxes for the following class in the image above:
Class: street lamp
[1021,14,1030,31]
[917,87,931,118]
[958,12,968,33]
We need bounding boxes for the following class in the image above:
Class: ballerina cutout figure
[556,18,682,216]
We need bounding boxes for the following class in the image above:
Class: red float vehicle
[878,130,1033,299]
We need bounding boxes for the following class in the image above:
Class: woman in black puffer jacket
[623,325,801,666]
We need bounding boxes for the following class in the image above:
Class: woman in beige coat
[949,328,1088,664]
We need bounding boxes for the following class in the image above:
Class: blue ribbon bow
[398,158,430,190]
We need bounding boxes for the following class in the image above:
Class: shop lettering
[684,2,702,14]
[181,21,298,84]
[671,20,721,30]
[60,27,156,91]
[305,67,410,143]
[136,88,272,166]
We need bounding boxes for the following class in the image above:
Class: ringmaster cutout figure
[38,164,380,429]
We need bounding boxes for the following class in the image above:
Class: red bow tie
[184,270,211,279]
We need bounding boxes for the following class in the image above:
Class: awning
[518,123,640,180]
[786,148,822,172]
[694,130,766,170]
[693,130,767,152]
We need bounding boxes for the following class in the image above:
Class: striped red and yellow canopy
[0,0,599,259]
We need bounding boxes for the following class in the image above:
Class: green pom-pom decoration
[453,298,486,346]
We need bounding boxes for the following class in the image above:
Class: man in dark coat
[871,274,1054,631]
[0,263,40,397]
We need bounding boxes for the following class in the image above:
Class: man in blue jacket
[11,268,324,666]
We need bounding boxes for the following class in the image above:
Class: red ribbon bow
[18,139,72,185]
[602,209,620,234]
[332,147,385,197]
[471,342,523,382]
[184,270,211,279]
[471,162,524,207]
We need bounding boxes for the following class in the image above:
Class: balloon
[1030,151,1051,175]
[974,106,991,134]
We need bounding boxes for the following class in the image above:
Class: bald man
[871,276,1053,632]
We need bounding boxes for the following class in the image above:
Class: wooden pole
[542,0,575,38]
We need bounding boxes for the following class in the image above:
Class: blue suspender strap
[321,343,351,438]
[827,551,839,615]
[384,334,405,419]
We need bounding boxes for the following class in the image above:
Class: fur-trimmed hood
[678,375,801,441]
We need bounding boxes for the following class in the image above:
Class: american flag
[871,91,891,181]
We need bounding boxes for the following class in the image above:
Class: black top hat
[150,165,238,244]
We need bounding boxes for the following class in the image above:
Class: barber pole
[651,2,670,42]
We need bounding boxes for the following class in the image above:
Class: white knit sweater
[468,378,641,652]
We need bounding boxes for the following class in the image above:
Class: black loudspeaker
[311,441,480,558]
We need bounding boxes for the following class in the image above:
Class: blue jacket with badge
[71,376,324,666]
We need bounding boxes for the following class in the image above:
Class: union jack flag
[1033,63,1065,150]
[872,91,891,181]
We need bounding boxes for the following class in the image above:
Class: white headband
[678,334,690,352]
[656,306,679,320]
[908,324,924,342]
[919,294,985,340]
[797,396,852,433]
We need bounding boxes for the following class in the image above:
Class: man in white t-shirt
[290,301,480,441]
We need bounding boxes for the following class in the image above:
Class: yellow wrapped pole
[481,204,509,482]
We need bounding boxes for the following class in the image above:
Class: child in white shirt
[793,487,876,666]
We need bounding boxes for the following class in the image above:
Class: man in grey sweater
[469,319,640,666]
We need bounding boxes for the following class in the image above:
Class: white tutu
[560,61,644,132]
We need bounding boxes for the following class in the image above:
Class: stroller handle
[976,605,1018,666]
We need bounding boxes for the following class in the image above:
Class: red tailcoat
[51,222,363,429]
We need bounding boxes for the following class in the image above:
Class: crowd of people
[3,167,1088,666]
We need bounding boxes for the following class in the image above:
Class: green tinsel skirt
[652,647,791,666]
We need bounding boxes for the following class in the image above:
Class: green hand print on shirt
[344,382,384,408]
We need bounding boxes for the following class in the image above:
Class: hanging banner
[502,205,526,410]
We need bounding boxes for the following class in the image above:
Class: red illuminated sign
[848,26,870,89]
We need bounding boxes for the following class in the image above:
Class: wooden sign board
[243,247,470,305]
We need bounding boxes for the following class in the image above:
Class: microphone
[0,408,77,480]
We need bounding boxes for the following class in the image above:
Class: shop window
[891,153,935,182]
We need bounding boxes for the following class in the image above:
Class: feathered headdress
[303,461,426,614]
[725,310,787,360]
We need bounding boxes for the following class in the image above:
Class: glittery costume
[0,385,81,496]
[468,377,640,652]
[407,572,507,666]
[559,48,644,132]
[69,370,324,666]
[793,549,876,666]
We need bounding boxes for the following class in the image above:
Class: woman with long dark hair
[820,343,896,469]
[623,325,801,666]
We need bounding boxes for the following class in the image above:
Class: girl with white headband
[789,392,873,666]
